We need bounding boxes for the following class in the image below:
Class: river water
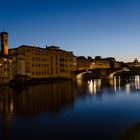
[1,76,140,139]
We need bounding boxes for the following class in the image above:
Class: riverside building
[0,32,12,84]
[9,45,76,79]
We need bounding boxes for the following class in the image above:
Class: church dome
[134,58,138,63]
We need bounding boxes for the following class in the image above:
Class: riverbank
[0,77,72,88]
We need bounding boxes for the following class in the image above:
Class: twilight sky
[0,0,140,62]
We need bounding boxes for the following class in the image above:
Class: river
[0,76,140,139]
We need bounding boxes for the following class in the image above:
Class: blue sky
[0,0,140,62]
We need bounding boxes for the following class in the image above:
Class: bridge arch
[76,70,92,80]
[109,68,129,79]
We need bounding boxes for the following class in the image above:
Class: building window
[60,58,64,62]
[60,69,64,72]
[47,70,49,74]
[26,49,29,52]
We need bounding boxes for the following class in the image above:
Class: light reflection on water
[86,75,140,95]
[1,76,140,139]
[87,79,101,94]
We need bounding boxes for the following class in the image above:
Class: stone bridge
[108,68,129,79]
[75,67,140,80]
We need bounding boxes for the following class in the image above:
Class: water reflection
[109,76,121,91]
[0,81,76,139]
[0,76,140,139]
[88,79,101,94]
[110,75,140,93]
[0,96,14,113]
[77,75,140,96]
[0,81,75,116]
[125,83,130,94]
[135,75,140,90]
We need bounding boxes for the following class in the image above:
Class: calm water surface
[1,76,140,139]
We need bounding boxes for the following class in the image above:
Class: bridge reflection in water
[77,75,140,95]
[87,79,101,94]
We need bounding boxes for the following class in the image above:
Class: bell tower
[0,32,8,57]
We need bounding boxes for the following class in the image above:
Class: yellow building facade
[10,45,76,79]
[94,59,110,69]
[0,58,11,84]
[77,57,91,71]
[0,32,9,57]
[0,32,11,84]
